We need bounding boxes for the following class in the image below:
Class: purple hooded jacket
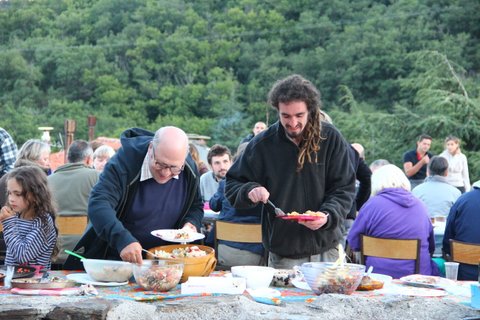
[347,188,439,279]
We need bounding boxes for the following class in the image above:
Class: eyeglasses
[151,145,185,175]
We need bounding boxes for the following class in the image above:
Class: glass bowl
[133,260,183,291]
[300,262,365,295]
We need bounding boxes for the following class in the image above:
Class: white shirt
[439,150,470,191]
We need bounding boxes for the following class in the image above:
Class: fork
[267,200,286,216]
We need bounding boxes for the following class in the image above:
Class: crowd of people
[0,74,478,282]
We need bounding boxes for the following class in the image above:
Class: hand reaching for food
[247,186,270,204]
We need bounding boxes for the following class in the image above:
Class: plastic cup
[471,284,480,309]
[4,265,15,288]
[444,262,459,281]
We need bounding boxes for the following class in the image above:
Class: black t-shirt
[403,150,433,180]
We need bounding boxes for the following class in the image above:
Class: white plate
[66,273,129,287]
[399,274,455,289]
[380,284,449,297]
[370,273,393,284]
[291,279,311,291]
[151,229,205,243]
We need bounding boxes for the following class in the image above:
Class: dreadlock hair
[268,74,324,171]
[5,166,59,260]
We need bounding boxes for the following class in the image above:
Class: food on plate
[174,231,191,240]
[12,276,70,284]
[356,275,384,291]
[154,245,207,258]
[402,275,438,285]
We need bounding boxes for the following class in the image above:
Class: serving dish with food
[148,244,216,283]
[151,229,205,243]
[356,273,392,291]
[134,260,183,291]
[301,262,365,295]
[82,259,133,283]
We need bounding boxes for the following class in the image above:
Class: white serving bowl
[82,259,133,282]
[231,266,275,289]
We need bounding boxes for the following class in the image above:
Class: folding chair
[361,235,421,273]
[450,239,480,265]
[214,220,264,270]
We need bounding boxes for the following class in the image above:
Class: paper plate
[66,273,128,287]
[291,279,311,291]
[151,229,205,243]
[400,274,455,289]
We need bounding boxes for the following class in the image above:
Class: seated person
[199,144,232,202]
[442,180,480,280]
[412,156,461,257]
[64,126,203,269]
[348,164,439,279]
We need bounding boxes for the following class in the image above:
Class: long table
[0,271,479,320]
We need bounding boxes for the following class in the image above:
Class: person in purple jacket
[347,164,439,279]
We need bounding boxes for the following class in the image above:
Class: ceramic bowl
[231,266,275,289]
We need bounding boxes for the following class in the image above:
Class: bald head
[150,126,189,184]
[153,126,189,155]
[351,143,365,160]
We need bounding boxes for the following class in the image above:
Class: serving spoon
[64,249,86,260]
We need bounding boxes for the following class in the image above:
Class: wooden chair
[56,215,88,235]
[450,239,480,265]
[214,220,264,270]
[360,235,421,274]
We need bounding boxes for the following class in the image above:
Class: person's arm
[403,154,429,178]
[355,159,372,211]
[225,142,263,210]
[461,155,471,192]
[442,203,457,259]
[88,160,138,257]
[209,181,225,212]
[3,216,52,264]
[0,134,17,175]
[346,206,370,251]
[180,157,205,232]
[317,130,356,231]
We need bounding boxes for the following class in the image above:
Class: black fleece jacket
[225,121,355,259]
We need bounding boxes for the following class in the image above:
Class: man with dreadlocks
[225,74,356,269]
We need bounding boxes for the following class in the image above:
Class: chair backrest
[57,215,88,235]
[215,220,262,244]
[361,235,421,273]
[450,239,480,265]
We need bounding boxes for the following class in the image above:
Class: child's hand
[0,206,15,222]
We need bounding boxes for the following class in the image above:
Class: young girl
[440,135,471,193]
[0,166,58,269]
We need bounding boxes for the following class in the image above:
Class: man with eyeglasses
[65,126,204,269]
